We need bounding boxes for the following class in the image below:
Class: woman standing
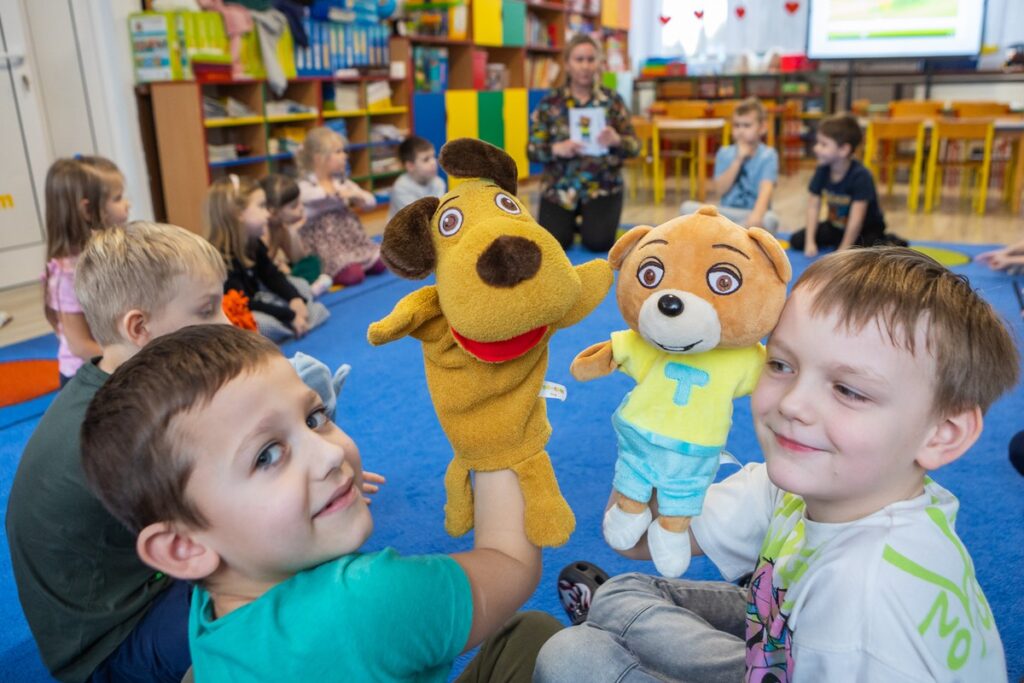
[528,34,640,252]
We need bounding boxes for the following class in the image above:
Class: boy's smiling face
[176,356,372,584]
[752,286,943,523]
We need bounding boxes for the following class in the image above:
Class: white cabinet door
[0,0,50,289]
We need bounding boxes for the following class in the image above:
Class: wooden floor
[1,167,1020,348]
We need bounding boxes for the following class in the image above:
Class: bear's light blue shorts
[612,409,722,517]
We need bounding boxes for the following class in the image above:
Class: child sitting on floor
[260,173,334,296]
[536,247,1016,683]
[297,127,387,286]
[79,324,561,682]
[206,174,330,342]
[791,113,906,256]
[682,97,779,232]
[388,134,446,219]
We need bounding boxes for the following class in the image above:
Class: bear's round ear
[747,227,792,284]
[381,197,440,280]
[438,138,518,195]
[608,225,653,271]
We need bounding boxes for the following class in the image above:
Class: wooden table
[651,118,726,204]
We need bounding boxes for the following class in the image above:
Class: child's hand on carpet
[361,471,386,504]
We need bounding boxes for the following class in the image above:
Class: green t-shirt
[5,360,171,682]
[189,549,473,682]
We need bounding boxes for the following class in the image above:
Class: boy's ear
[916,406,983,471]
[120,309,153,349]
[137,521,221,581]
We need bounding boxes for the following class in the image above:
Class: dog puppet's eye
[707,264,742,295]
[438,207,464,236]
[637,258,664,289]
[494,193,522,214]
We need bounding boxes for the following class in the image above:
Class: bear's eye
[438,207,463,237]
[707,264,742,295]
[494,193,521,214]
[637,258,664,289]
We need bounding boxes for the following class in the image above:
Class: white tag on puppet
[539,381,568,401]
[719,450,741,467]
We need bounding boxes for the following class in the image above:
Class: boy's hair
[260,173,301,212]
[44,156,121,259]
[76,221,226,346]
[206,174,261,268]
[818,113,863,151]
[796,247,1019,415]
[297,127,346,175]
[398,135,434,165]
[734,97,766,123]
[81,324,282,533]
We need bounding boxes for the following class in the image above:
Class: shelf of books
[144,23,412,233]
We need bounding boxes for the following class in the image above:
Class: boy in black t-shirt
[791,113,906,256]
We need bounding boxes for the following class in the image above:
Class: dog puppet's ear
[381,197,440,279]
[747,227,792,285]
[438,138,518,195]
[608,225,653,271]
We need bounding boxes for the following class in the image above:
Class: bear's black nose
[658,294,684,317]
[477,236,541,287]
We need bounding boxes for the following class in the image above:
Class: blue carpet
[0,241,1022,681]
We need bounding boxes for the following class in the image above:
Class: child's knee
[534,626,603,683]
[586,572,661,629]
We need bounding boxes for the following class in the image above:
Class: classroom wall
[22,0,154,220]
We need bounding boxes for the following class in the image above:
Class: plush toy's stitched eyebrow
[439,195,461,210]
[639,239,668,250]
[712,243,750,259]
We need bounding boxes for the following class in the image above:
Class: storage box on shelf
[147,35,412,234]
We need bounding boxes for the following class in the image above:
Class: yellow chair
[889,100,944,118]
[924,119,996,215]
[863,118,927,211]
[627,117,654,200]
[710,100,740,145]
[655,101,709,199]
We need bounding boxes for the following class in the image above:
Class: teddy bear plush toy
[571,206,791,575]
[368,138,613,547]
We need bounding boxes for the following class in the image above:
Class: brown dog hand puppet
[367,139,614,547]
[571,206,791,576]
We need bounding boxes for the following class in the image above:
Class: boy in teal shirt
[80,324,559,682]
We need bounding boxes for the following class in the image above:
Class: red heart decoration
[659,14,671,24]
[694,10,704,19]
[785,1,800,14]
[736,6,746,18]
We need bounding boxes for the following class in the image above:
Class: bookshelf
[146,36,413,234]
[404,0,631,180]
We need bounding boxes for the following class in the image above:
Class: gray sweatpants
[253,275,331,343]
[534,573,747,683]
[681,200,780,234]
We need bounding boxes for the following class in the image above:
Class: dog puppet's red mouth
[450,325,548,362]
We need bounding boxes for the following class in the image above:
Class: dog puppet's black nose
[476,236,541,287]
[658,294,684,317]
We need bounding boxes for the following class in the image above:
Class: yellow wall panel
[472,0,502,46]
[446,90,480,189]
[601,0,618,29]
[503,88,529,180]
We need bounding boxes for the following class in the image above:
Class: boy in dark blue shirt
[790,113,905,256]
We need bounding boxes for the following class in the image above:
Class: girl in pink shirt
[44,156,130,386]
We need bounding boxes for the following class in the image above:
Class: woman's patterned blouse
[528,85,640,210]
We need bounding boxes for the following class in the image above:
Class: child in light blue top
[682,98,780,232]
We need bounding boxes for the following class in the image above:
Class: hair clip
[229,173,240,192]
[73,153,83,160]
